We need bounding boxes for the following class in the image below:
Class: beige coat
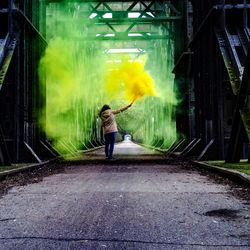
[100,109,122,134]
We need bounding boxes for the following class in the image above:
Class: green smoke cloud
[39,2,177,155]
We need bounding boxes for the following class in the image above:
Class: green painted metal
[241,103,250,142]
[0,39,16,87]
[215,30,241,95]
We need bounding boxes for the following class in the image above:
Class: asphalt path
[0,141,249,249]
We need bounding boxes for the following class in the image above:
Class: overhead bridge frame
[46,0,181,41]
[0,0,182,164]
[1,0,249,164]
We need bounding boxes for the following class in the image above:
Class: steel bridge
[0,0,250,165]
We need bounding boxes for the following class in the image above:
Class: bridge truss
[0,0,249,164]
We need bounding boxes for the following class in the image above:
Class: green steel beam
[79,10,169,15]
[16,10,47,43]
[91,35,170,41]
[45,0,180,41]
[89,17,181,24]
[187,5,250,49]
[0,10,47,44]
[125,1,155,33]
[0,39,16,88]
[45,0,154,3]
[0,125,11,166]
[225,44,250,162]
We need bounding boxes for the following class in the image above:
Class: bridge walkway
[0,141,249,249]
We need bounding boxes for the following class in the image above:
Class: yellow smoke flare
[105,58,157,102]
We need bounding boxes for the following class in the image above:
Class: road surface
[0,141,249,249]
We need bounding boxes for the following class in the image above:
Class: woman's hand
[128,101,134,108]
[128,102,133,108]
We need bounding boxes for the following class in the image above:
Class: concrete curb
[165,151,250,187]
[191,160,250,187]
[0,159,56,180]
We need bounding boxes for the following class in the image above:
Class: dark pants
[104,132,117,158]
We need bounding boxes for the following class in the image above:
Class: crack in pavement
[0,236,249,247]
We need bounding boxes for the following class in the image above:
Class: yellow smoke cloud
[105,58,157,102]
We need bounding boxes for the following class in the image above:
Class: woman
[99,102,133,159]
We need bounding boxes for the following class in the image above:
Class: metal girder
[0,2,52,163]
[0,34,10,69]
[46,0,181,41]
[186,4,250,48]
[126,1,159,33]
[172,52,192,74]
[173,1,250,161]
[93,16,180,24]
[92,33,170,40]
[226,44,250,163]
[215,4,250,10]
[15,10,47,43]
[0,9,47,43]
[0,125,10,166]
[216,28,250,162]
[0,37,16,90]
[46,0,161,3]
[213,8,250,162]
[215,30,241,95]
